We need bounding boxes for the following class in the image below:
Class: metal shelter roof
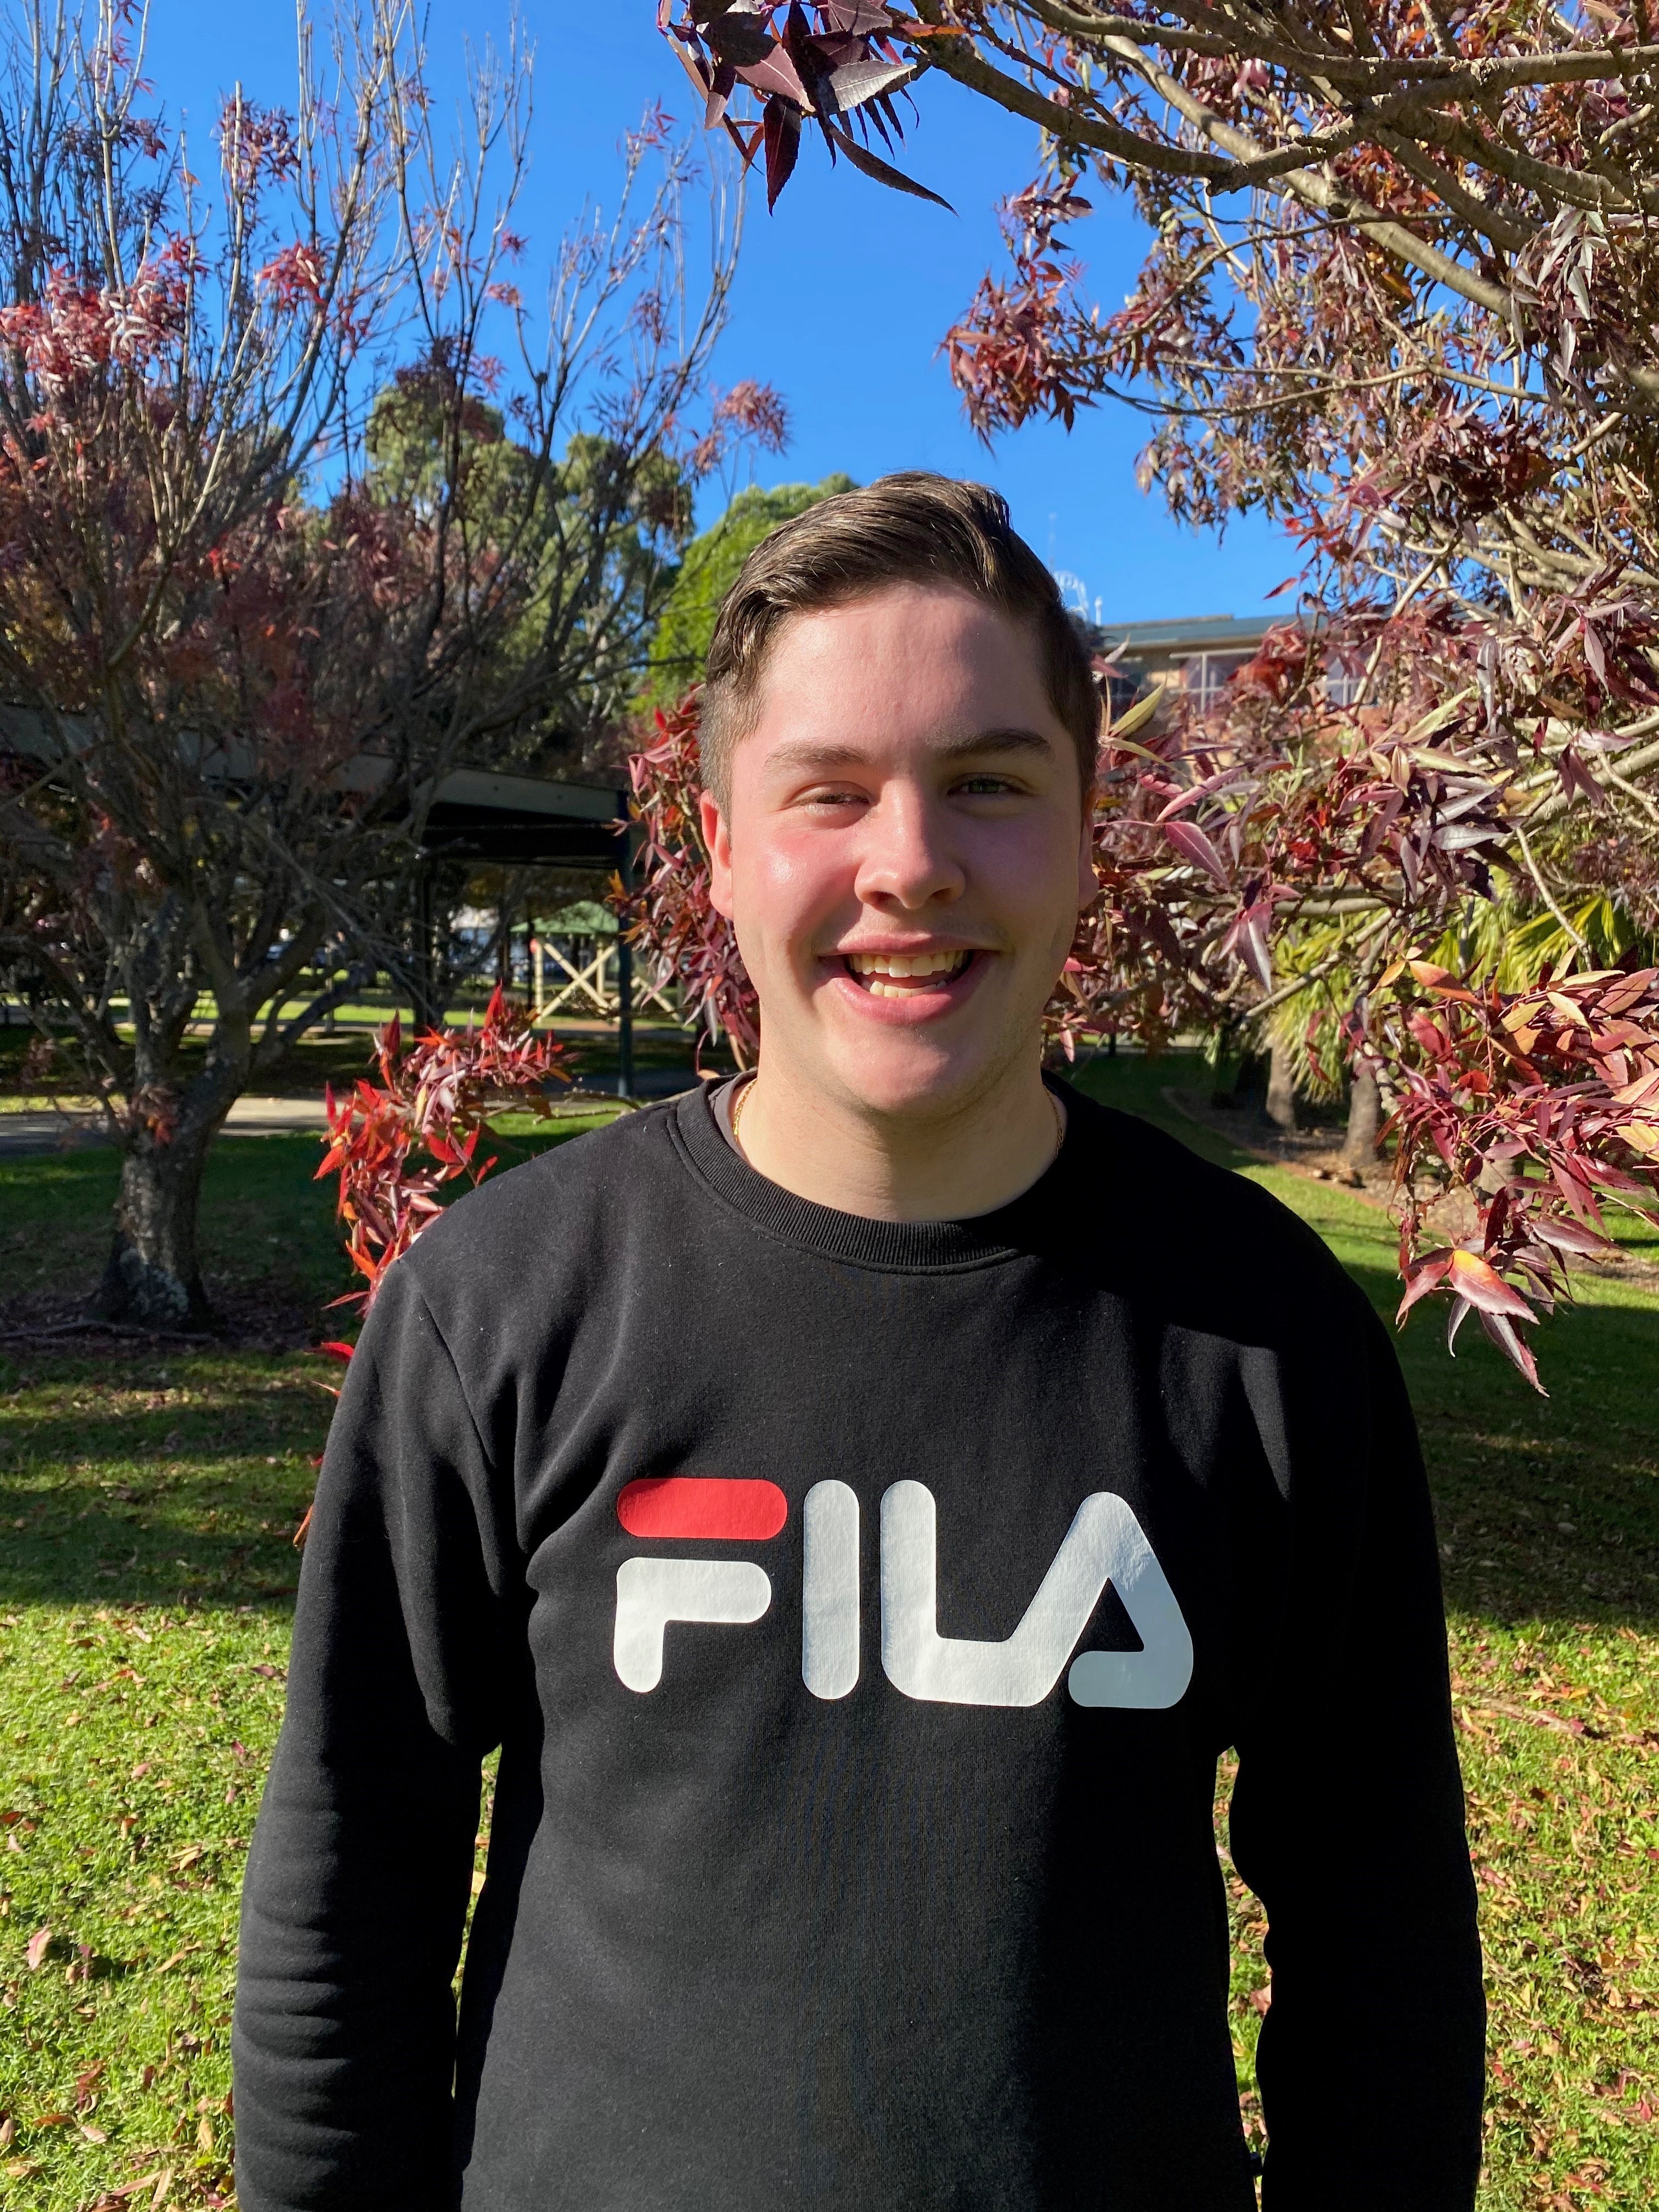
[420,768,629,869]
[1089,613,1285,656]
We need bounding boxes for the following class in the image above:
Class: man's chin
[812,1022,1035,1127]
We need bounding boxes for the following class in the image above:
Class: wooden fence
[531,935,681,1022]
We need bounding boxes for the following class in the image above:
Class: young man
[234,476,1484,2210]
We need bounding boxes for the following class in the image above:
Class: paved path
[0,1073,698,1157]
[0,1096,333,1158]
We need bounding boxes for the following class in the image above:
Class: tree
[639,473,855,705]
[0,1,778,1328]
[645,1,1659,1385]
[628,686,760,1064]
[317,985,568,1318]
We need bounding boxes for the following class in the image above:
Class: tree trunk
[94,1118,221,1330]
[410,870,444,1033]
[1263,1036,1299,1131]
[1342,1064,1383,1174]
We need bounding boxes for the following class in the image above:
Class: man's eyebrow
[935,727,1058,760]
[762,727,1060,772]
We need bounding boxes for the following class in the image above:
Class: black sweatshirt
[233,1081,1483,2211]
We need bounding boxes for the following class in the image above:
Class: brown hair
[699,472,1100,808]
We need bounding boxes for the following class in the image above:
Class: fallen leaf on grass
[1474,1696,1585,1736]
[79,2121,108,2142]
[1459,1695,1651,1746]
[149,1945,201,1976]
[90,2176,173,2212]
[24,1925,50,1970]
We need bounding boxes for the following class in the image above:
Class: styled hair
[698,472,1100,808]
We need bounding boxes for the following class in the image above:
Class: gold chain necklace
[729,1072,755,1148]
[730,1077,1065,1169]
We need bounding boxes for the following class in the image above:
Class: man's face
[701,583,1096,1120]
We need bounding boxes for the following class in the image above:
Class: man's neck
[729,1056,1064,1222]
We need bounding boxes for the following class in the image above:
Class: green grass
[0,1009,722,1107]
[0,1059,1655,2208]
[0,1367,317,2207]
[1070,1051,1659,2207]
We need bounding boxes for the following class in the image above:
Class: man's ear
[701,791,737,921]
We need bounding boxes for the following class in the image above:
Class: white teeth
[847,950,968,979]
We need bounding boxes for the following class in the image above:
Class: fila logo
[612,1476,1192,1711]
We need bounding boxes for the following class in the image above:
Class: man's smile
[842,947,975,997]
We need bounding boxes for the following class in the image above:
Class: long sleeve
[1229,1307,1485,2210]
[233,1263,522,2211]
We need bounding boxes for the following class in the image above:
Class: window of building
[1173,650,1255,711]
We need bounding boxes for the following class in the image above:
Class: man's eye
[955,776,1018,796]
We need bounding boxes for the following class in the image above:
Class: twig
[1511,819,1590,956]
[1458,1697,1657,1750]
[1246,910,1394,1020]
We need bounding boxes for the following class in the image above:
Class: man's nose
[850,787,965,910]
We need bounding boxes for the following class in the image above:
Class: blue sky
[139,3,1299,624]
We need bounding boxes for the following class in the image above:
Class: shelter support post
[616,823,637,1101]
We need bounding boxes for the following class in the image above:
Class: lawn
[1,1063,1656,2210]
[0,1006,729,1110]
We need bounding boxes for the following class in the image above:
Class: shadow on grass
[1071,1052,1659,1634]
[0,1123,603,1338]
[1355,1263,1658,1630]
[0,1126,614,1610]
[3,1079,1654,1628]
[0,1347,332,1610]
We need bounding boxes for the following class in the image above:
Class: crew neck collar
[669,1074,1093,1272]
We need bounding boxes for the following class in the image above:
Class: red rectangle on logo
[617,1476,788,1542]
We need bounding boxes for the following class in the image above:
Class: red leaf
[1477,1307,1545,1394]
[1550,1157,1604,1227]
[762,99,801,210]
[25,1925,52,1971]
[1531,1215,1614,1257]
[822,120,955,212]
[1396,1248,1454,1323]
[1161,819,1230,887]
[1447,1248,1536,1320]
[738,45,815,109]
[315,1340,355,1363]
[702,11,776,67]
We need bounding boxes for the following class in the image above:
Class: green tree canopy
[364,364,695,742]
[639,474,856,707]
